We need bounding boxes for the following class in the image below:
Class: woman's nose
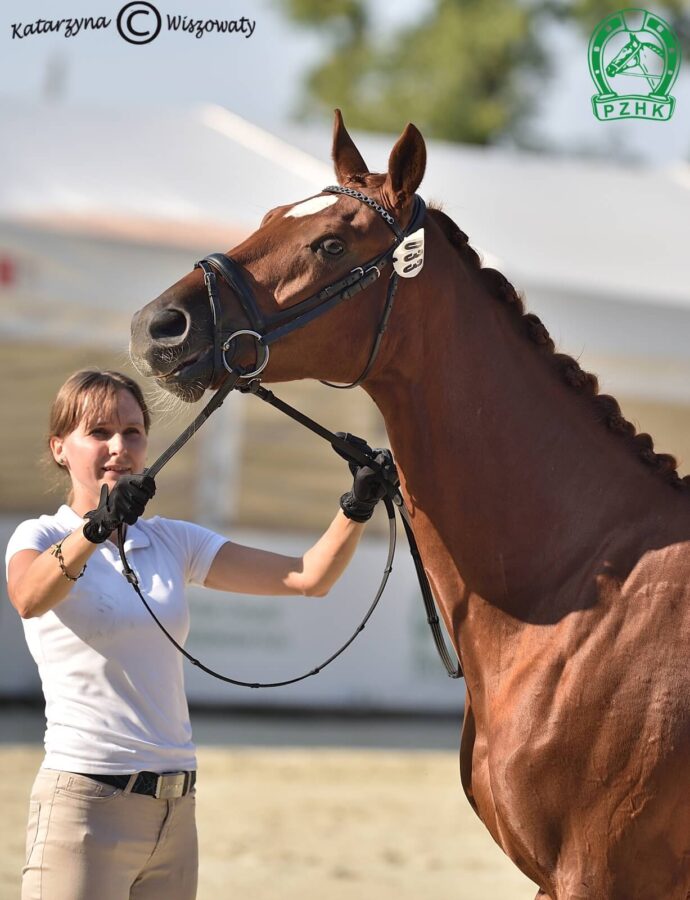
[108,433,125,454]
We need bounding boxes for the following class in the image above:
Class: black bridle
[119,185,462,687]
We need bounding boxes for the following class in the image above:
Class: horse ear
[332,109,369,184]
[383,123,426,208]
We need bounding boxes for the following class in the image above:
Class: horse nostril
[149,308,189,343]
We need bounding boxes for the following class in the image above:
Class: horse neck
[364,237,675,664]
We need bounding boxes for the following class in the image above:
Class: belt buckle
[154,772,186,800]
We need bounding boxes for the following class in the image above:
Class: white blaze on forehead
[285,194,338,218]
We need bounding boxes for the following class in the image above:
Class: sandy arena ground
[1,744,537,899]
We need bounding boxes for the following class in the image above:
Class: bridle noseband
[195,185,427,389]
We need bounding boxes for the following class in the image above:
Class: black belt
[74,770,196,799]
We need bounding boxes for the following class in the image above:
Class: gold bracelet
[50,538,86,582]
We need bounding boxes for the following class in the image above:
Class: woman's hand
[83,474,156,543]
[333,432,398,523]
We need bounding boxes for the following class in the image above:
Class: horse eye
[319,237,345,256]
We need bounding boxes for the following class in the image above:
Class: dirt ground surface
[1,744,538,899]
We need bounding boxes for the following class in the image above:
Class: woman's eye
[319,238,345,256]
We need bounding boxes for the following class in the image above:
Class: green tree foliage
[279,0,688,145]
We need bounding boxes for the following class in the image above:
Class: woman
[5,368,388,900]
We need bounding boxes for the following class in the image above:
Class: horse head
[130,110,427,401]
[606,32,641,77]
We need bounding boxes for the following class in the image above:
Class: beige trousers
[22,769,198,900]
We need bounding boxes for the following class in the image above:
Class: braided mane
[427,204,690,493]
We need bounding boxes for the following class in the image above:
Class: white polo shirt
[5,505,228,774]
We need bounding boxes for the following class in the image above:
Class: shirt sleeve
[5,518,66,580]
[157,519,229,586]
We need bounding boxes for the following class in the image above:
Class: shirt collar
[55,504,151,551]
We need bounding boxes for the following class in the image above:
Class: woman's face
[50,388,148,513]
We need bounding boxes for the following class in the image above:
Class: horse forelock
[427,206,690,494]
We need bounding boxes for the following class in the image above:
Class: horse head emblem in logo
[588,8,681,121]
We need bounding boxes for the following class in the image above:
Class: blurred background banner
[1,0,689,712]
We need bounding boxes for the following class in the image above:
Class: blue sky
[1,0,689,164]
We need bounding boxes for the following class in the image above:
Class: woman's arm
[7,527,100,619]
[203,510,365,597]
[8,474,156,619]
[205,438,394,597]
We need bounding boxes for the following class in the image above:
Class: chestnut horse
[130,112,690,899]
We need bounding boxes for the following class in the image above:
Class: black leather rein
[118,185,462,687]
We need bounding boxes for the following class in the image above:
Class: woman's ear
[50,435,66,467]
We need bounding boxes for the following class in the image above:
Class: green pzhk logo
[589,8,681,121]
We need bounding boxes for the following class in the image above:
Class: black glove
[83,473,156,544]
[333,432,398,523]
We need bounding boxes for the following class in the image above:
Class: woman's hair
[46,369,151,497]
